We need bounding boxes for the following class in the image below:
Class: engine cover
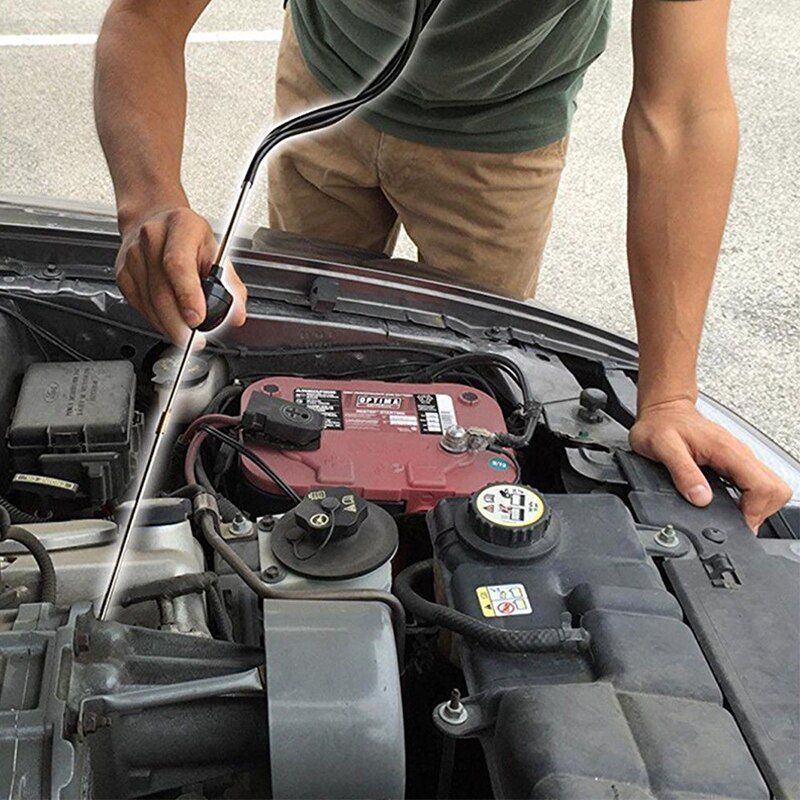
[240,378,517,512]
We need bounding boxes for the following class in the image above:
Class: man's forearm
[623,95,738,411]
[94,2,200,232]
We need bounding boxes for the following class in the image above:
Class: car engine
[0,303,797,799]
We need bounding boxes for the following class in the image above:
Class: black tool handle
[198,264,234,332]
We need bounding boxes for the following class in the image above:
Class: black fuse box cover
[7,361,140,504]
[9,361,135,449]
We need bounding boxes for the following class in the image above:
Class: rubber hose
[196,505,405,662]
[1,525,57,604]
[207,582,235,642]
[202,384,243,416]
[0,495,39,524]
[215,494,243,525]
[193,458,242,522]
[394,559,589,654]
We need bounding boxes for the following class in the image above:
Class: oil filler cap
[271,487,398,580]
[293,488,368,542]
[469,484,550,547]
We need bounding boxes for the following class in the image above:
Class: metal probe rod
[215,180,252,267]
[97,181,252,620]
[94,0,438,620]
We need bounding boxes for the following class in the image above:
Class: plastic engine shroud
[240,377,517,512]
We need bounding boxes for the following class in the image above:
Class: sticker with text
[475,583,532,617]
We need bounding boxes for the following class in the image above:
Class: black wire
[403,352,538,448]
[0,302,90,360]
[487,445,521,483]
[198,424,301,503]
[0,290,160,341]
[290,513,337,561]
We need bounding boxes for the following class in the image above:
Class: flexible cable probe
[97,0,442,620]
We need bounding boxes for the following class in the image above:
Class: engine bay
[0,220,797,799]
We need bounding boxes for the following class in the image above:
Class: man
[94,0,791,530]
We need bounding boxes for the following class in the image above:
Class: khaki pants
[267,12,568,300]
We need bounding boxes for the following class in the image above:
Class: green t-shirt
[290,0,612,153]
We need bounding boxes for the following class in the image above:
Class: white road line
[0,29,282,47]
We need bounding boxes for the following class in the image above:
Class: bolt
[229,514,251,537]
[262,565,285,584]
[81,711,110,735]
[459,391,479,405]
[257,516,275,532]
[438,688,468,726]
[654,524,680,549]
[485,326,504,340]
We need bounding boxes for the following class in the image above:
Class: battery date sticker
[476,583,532,617]
[414,393,457,434]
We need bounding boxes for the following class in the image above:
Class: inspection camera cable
[97,0,444,620]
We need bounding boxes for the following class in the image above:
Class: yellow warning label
[476,586,495,617]
[475,583,532,618]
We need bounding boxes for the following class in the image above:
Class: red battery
[239,377,517,512]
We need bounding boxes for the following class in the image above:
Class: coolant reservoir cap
[469,483,550,547]
[152,350,210,387]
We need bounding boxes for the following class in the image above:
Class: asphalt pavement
[1,0,798,455]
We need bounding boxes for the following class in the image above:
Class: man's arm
[95,0,246,343]
[625,0,790,530]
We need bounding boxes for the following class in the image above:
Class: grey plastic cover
[263,599,404,799]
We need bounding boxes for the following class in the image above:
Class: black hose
[394,560,589,654]
[207,582,235,642]
[0,495,39,524]
[192,457,242,522]
[193,496,405,662]
[0,510,57,604]
[201,384,243,416]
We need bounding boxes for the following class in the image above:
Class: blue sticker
[488,456,510,471]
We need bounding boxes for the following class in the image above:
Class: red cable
[182,414,241,486]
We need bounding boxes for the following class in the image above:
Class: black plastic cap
[578,388,608,423]
[241,393,325,450]
[293,488,369,543]
[197,265,234,332]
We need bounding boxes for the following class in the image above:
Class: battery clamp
[241,392,325,451]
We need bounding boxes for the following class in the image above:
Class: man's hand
[116,206,247,344]
[95,1,244,342]
[630,398,792,533]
